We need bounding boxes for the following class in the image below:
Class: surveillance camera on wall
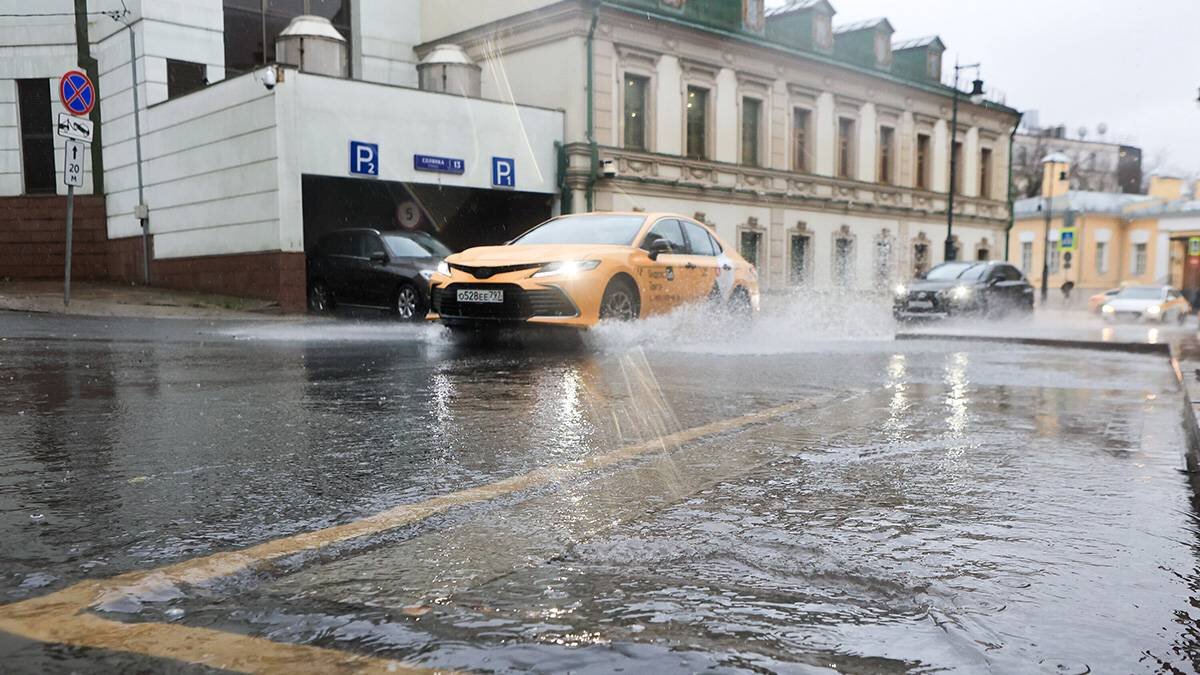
[600,159,618,178]
[260,66,277,90]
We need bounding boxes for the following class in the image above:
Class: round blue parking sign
[59,70,95,116]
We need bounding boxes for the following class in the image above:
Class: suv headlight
[531,260,601,278]
[950,285,972,301]
[435,260,451,277]
[893,284,907,297]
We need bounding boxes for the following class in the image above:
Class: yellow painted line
[0,395,830,673]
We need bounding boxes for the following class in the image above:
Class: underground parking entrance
[300,174,556,315]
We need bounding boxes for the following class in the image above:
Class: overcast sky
[766,0,1200,177]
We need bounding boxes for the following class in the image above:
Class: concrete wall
[356,0,420,87]
[419,0,559,41]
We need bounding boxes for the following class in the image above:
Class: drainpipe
[585,2,600,212]
[1004,112,1022,261]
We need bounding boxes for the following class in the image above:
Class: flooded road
[1,308,1199,673]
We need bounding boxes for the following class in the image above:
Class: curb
[896,332,1200,474]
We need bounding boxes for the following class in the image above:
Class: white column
[814,91,835,176]
[856,102,876,182]
[898,112,915,187]
[963,126,980,197]
[932,119,949,192]
[655,55,682,155]
[714,67,738,163]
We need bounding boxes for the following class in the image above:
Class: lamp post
[945,61,985,262]
[1039,153,1070,303]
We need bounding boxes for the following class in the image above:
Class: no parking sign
[59,70,95,116]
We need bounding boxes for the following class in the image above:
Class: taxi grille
[433,284,578,320]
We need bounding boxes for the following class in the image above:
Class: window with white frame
[1095,241,1108,274]
[1049,240,1060,273]
[1021,241,1034,273]
[1133,243,1148,275]
[741,97,761,166]
[623,74,649,150]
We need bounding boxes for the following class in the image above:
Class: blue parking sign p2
[350,141,378,176]
[492,157,515,188]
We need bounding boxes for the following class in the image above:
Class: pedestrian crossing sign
[1060,228,1077,252]
[1189,236,1200,256]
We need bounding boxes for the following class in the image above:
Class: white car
[1101,286,1191,323]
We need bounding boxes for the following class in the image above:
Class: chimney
[1041,152,1071,198]
[1148,174,1185,201]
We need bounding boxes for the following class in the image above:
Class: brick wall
[1,195,306,312]
[0,195,109,281]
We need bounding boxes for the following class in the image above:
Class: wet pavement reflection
[1,308,1200,672]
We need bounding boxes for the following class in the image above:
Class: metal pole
[64,185,75,306]
[1040,190,1051,303]
[127,20,149,285]
[945,66,960,262]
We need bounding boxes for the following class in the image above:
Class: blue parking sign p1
[350,140,378,176]
[492,157,515,188]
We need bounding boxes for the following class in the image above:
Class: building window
[623,74,648,150]
[1048,240,1060,273]
[741,97,761,166]
[792,108,810,172]
[976,246,990,261]
[17,79,55,194]
[979,147,993,198]
[740,229,762,268]
[1133,243,1148,275]
[789,232,810,284]
[916,133,931,190]
[837,117,855,179]
[686,86,709,160]
[1095,241,1108,274]
[878,126,894,184]
[952,140,964,194]
[834,235,855,287]
[874,232,894,285]
[1021,241,1034,273]
[167,59,208,99]
[222,0,352,77]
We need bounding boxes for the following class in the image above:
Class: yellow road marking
[0,396,829,673]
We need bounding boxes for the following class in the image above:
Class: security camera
[600,158,618,178]
[260,66,277,91]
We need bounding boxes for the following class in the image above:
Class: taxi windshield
[512,215,647,246]
[1116,287,1164,300]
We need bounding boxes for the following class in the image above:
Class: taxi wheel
[600,278,639,321]
[1178,310,1188,326]
[729,287,753,318]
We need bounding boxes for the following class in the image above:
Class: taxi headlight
[1146,304,1162,315]
[531,260,601,278]
[1102,304,1115,314]
[436,260,451,277]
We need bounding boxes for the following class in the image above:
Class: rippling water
[1,306,1198,672]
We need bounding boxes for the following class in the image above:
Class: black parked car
[307,228,452,320]
[893,261,1034,320]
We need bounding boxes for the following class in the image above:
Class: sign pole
[64,184,75,306]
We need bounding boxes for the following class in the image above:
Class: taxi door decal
[715,252,735,298]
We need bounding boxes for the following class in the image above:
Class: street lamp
[1039,153,1070,303]
[944,61,985,262]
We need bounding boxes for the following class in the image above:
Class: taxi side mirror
[646,239,672,261]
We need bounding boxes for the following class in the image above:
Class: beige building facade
[422,0,1021,293]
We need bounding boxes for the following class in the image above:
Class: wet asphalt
[2,304,1200,673]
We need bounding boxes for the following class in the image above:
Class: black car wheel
[393,283,426,322]
[599,278,639,321]
[308,280,333,314]
[729,286,753,318]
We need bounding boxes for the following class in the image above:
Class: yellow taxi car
[428,212,759,329]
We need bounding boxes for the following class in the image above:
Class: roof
[893,35,944,51]
[834,17,893,34]
[1041,151,1071,164]
[1014,191,1154,217]
[764,0,833,17]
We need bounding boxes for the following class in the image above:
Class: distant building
[1008,155,1200,303]
[1012,123,1142,197]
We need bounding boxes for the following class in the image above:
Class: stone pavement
[0,280,289,320]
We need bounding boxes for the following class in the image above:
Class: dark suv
[307,228,452,320]
[893,261,1034,320]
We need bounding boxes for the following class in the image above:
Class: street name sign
[56,112,94,142]
[59,70,95,116]
[414,154,465,174]
[63,140,85,187]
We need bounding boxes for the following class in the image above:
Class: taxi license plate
[907,300,933,310]
[457,289,504,303]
